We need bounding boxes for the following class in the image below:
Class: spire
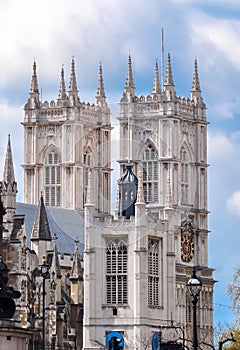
[1,135,17,234]
[191,58,203,105]
[30,60,39,95]
[27,60,40,108]
[68,57,79,106]
[51,234,61,278]
[163,52,176,100]
[124,55,135,97]
[31,194,51,241]
[152,59,161,95]
[192,58,201,91]
[68,57,78,93]
[3,135,15,184]
[96,62,107,106]
[58,65,67,101]
[71,239,83,280]
[118,164,138,219]
[164,52,174,86]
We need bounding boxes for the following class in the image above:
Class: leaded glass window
[44,150,61,206]
[142,145,159,203]
[106,240,128,305]
[148,239,159,306]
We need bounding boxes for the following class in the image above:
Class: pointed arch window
[83,150,92,205]
[106,240,128,305]
[148,239,159,306]
[44,149,61,206]
[180,147,190,205]
[142,145,159,203]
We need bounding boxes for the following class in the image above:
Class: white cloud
[227,190,240,216]
[190,13,240,70]
[0,102,23,199]
[208,132,235,162]
[210,100,240,119]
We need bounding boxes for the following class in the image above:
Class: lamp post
[187,268,202,350]
[39,256,50,350]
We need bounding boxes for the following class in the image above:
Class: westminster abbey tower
[0,52,214,349]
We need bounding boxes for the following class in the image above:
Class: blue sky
[0,0,240,330]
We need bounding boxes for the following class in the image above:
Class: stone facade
[83,55,214,349]
[0,53,214,349]
[23,59,111,213]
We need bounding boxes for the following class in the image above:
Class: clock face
[181,234,194,262]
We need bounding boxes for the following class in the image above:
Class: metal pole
[42,277,45,350]
[192,297,198,350]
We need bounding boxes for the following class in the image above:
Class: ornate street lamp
[187,268,202,350]
[39,256,50,350]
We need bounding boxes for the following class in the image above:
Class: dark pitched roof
[16,202,84,255]
[31,195,51,241]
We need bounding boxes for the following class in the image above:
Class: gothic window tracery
[106,240,127,305]
[44,149,61,206]
[148,239,159,306]
[142,145,158,203]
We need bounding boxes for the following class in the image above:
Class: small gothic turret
[71,239,83,281]
[31,194,51,259]
[51,234,61,279]
[96,63,107,107]
[152,59,161,96]
[118,164,138,219]
[70,239,83,306]
[191,58,203,105]
[68,57,80,106]
[163,52,176,100]
[27,60,40,108]
[1,135,17,236]
[123,55,135,98]
[30,61,39,95]
[58,65,67,102]
[51,234,62,303]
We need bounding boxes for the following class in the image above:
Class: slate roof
[16,202,85,255]
[31,196,51,241]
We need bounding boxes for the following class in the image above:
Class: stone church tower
[23,58,111,213]
[83,55,214,349]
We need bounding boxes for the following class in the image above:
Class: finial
[96,62,106,105]
[152,59,161,95]
[191,58,203,105]
[58,65,67,100]
[30,60,39,95]
[136,171,145,204]
[164,52,174,86]
[68,56,78,92]
[3,134,15,183]
[192,58,201,92]
[71,237,83,279]
[124,54,135,97]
